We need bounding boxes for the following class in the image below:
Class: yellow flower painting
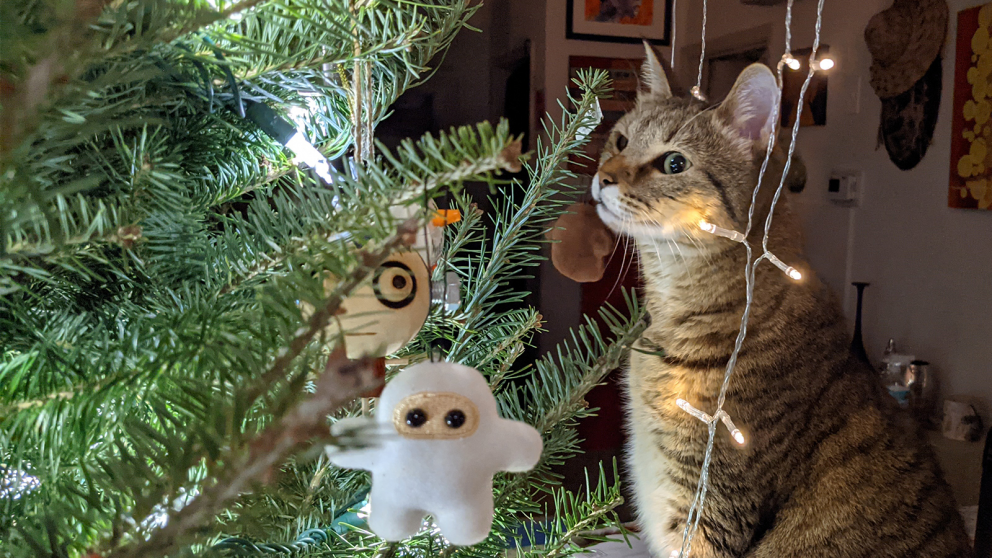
[949,2,992,209]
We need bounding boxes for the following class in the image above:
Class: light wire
[670,0,678,69]
[691,0,708,100]
[674,0,824,555]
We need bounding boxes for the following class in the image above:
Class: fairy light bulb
[765,253,802,281]
[245,101,333,184]
[813,57,835,71]
[676,399,746,446]
[698,219,746,243]
[285,133,333,183]
[690,86,707,102]
[782,54,801,71]
[718,413,746,445]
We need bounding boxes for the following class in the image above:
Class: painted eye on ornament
[373,261,417,309]
[445,409,466,428]
[653,151,690,175]
[406,408,427,427]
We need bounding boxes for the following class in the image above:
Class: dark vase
[851,282,872,366]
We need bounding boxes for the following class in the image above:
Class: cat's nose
[598,171,618,187]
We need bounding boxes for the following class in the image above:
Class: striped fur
[593,50,972,557]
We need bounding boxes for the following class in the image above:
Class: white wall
[537,0,992,412]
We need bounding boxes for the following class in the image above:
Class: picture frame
[948,3,992,210]
[566,0,673,45]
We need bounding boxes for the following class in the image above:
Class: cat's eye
[654,151,690,175]
[616,134,628,151]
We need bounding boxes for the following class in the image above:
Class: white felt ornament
[328,361,543,546]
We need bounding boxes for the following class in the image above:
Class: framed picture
[949,3,992,210]
[780,46,829,128]
[566,0,673,44]
[567,56,642,175]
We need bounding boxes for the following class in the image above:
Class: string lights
[244,101,334,184]
[676,399,745,445]
[697,220,802,281]
[670,0,678,70]
[697,219,745,243]
[812,57,835,71]
[780,52,835,73]
[690,0,708,102]
[781,53,802,71]
[674,0,825,556]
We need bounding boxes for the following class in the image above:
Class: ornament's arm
[326,417,383,470]
[495,420,544,473]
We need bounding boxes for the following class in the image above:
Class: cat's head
[592,43,781,242]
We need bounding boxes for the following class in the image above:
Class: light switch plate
[828,170,862,206]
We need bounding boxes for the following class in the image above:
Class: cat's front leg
[627,423,728,558]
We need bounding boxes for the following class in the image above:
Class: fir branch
[107,349,382,558]
[531,464,627,558]
[238,218,417,407]
[489,294,646,516]
[447,71,609,359]
[372,542,399,558]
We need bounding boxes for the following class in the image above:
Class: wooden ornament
[304,250,431,360]
[546,202,616,283]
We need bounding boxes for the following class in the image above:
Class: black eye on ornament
[405,408,427,427]
[616,134,628,151]
[654,151,690,175]
[445,410,466,429]
[373,261,417,309]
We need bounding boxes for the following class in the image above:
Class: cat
[591,44,974,558]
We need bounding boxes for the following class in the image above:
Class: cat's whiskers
[637,214,695,283]
[604,213,636,300]
[601,208,630,273]
[670,238,695,283]
[663,239,689,281]
[678,223,716,268]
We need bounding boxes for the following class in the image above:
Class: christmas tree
[0,0,644,556]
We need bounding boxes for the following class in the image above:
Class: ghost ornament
[327,362,543,546]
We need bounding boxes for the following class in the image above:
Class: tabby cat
[591,45,973,557]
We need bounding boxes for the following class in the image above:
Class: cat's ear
[716,64,780,141]
[640,41,672,100]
